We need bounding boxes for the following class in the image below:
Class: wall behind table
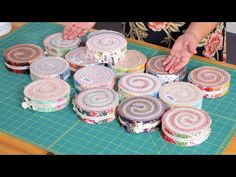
[226,22,236,65]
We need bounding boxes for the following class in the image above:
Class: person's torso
[121,22,225,61]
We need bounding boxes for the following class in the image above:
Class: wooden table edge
[0,132,53,155]
[0,22,234,155]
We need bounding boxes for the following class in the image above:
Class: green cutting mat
[0,22,236,155]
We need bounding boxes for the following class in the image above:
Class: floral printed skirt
[121,22,226,62]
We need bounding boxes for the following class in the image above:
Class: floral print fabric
[122,22,226,61]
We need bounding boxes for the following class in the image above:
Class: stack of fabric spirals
[159,82,203,109]
[43,32,81,57]
[65,47,98,73]
[30,56,70,81]
[188,66,230,99]
[13,28,232,149]
[118,73,161,101]
[73,65,116,93]
[22,78,70,112]
[118,96,166,133]
[73,88,119,124]
[146,55,187,85]
[4,44,43,74]
[86,31,127,65]
[108,50,147,78]
[161,107,212,147]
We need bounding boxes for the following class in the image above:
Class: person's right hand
[63,22,96,40]
[162,33,198,74]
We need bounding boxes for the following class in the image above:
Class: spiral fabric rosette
[3,44,43,74]
[117,96,166,133]
[86,32,127,65]
[188,66,230,99]
[108,50,147,78]
[43,32,80,57]
[146,55,187,85]
[65,47,99,72]
[86,30,125,41]
[22,78,70,112]
[118,73,162,101]
[30,56,70,81]
[73,88,119,124]
[161,107,212,147]
[74,65,116,92]
[159,82,203,109]
[0,22,12,37]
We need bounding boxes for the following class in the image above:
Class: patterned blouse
[121,22,226,62]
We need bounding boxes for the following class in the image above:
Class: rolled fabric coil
[74,65,115,92]
[22,97,70,112]
[188,66,230,99]
[159,82,203,109]
[117,96,166,133]
[162,127,211,147]
[22,78,70,112]
[73,88,119,124]
[108,50,147,78]
[161,107,212,147]
[43,32,80,57]
[86,29,125,41]
[118,73,162,101]
[30,56,70,81]
[65,47,99,72]
[0,22,12,37]
[3,44,43,74]
[86,32,127,65]
[146,55,187,85]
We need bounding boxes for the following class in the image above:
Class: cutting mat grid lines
[0,22,236,154]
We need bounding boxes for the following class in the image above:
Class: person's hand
[63,22,96,40]
[162,33,198,74]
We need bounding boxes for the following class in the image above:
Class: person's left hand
[162,33,199,74]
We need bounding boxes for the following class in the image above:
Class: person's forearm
[185,22,220,42]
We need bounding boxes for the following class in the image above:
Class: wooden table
[0,22,235,155]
